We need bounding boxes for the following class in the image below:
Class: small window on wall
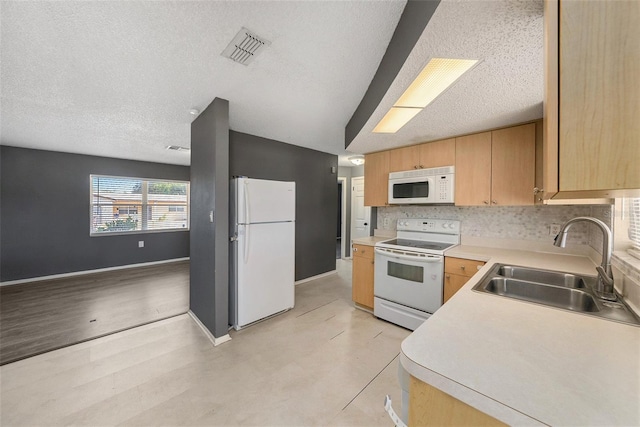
[629,198,640,259]
[91,175,189,235]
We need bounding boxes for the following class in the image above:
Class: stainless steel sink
[484,277,598,312]
[497,265,585,289]
[473,264,640,326]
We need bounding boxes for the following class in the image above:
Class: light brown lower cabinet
[444,257,486,303]
[409,375,506,426]
[352,244,374,309]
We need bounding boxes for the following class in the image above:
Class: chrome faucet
[553,216,616,301]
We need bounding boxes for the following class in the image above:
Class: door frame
[350,176,371,248]
[337,177,347,260]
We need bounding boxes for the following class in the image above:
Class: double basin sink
[472,264,640,326]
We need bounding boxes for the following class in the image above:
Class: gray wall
[189,98,229,338]
[345,0,440,148]
[0,146,190,282]
[230,131,338,281]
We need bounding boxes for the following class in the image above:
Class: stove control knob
[442,223,449,229]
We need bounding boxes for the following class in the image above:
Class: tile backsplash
[377,204,613,252]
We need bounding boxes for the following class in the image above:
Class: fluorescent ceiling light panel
[394,58,479,108]
[372,107,421,133]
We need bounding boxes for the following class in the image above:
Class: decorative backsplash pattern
[377,204,613,250]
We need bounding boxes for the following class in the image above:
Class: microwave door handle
[374,248,442,262]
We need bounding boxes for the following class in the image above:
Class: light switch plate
[138,241,144,248]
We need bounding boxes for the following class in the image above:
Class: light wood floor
[0,260,410,426]
[0,261,189,365]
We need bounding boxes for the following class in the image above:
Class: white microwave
[388,166,455,205]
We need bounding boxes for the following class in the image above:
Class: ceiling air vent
[221,27,270,66]
[166,145,190,152]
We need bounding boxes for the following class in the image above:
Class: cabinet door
[443,274,468,304]
[445,257,486,278]
[352,251,374,309]
[455,132,492,206]
[491,124,535,206]
[559,0,640,192]
[409,376,506,426]
[543,0,559,198]
[364,151,389,206]
[417,139,456,169]
[389,145,420,172]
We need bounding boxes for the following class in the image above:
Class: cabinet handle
[419,165,424,168]
[445,275,450,279]
[413,165,418,169]
[533,187,544,194]
[492,200,498,205]
[483,200,489,205]
[460,265,466,270]
[353,247,357,252]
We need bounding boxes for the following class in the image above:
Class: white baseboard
[294,269,337,285]
[1,257,190,287]
[187,310,232,347]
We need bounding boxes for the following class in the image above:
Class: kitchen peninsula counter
[401,245,640,426]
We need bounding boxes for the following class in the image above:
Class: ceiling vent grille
[166,145,190,152]
[221,27,270,66]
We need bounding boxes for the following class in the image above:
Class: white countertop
[351,236,390,246]
[401,245,640,426]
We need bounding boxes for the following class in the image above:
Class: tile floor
[0,260,410,426]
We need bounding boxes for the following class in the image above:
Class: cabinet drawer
[445,257,485,277]
[352,244,374,259]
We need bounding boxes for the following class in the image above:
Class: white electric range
[374,218,460,330]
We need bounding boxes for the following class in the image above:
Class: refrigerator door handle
[244,225,250,263]
[244,180,250,225]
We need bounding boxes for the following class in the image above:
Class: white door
[351,176,371,242]
[236,221,295,328]
[237,178,295,224]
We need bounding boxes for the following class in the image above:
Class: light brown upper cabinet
[456,123,536,206]
[389,139,455,172]
[364,150,389,207]
[543,0,640,199]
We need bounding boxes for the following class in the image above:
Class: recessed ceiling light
[372,58,479,134]
[373,107,422,133]
[395,58,479,108]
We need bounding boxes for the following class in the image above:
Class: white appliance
[230,177,295,330]
[388,166,455,205]
[374,218,460,330]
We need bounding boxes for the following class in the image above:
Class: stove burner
[381,238,454,252]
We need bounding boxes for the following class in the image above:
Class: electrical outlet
[138,241,144,248]
[550,224,561,236]
[383,217,390,228]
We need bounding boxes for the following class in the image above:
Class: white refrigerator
[230,177,295,330]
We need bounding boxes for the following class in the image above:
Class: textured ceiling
[1,1,543,168]
[0,1,405,166]
[347,0,544,155]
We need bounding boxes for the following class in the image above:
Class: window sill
[90,228,189,237]
[612,250,640,283]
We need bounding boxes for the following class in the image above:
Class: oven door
[388,176,434,204]
[374,247,443,314]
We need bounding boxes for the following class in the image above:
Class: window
[91,175,189,235]
[629,198,640,257]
